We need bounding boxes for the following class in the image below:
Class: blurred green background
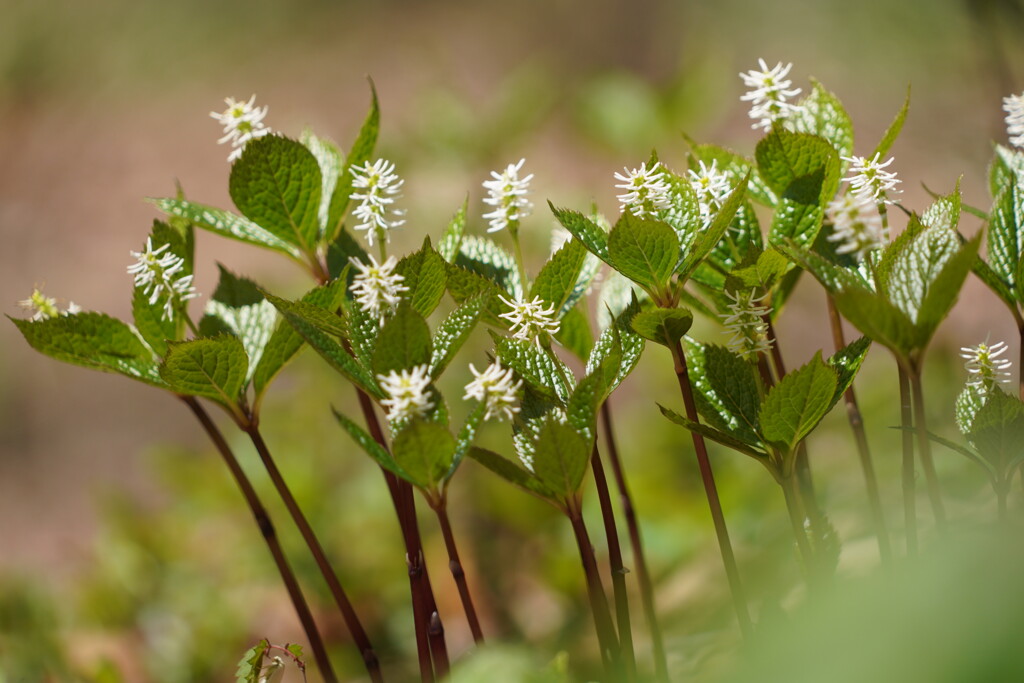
[3,0,1024,680]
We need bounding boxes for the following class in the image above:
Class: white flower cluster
[498,294,560,342]
[687,159,733,227]
[349,159,407,247]
[721,289,772,357]
[841,153,901,204]
[378,364,435,423]
[1003,93,1024,149]
[614,161,672,218]
[210,95,271,162]
[483,158,534,233]
[960,340,1012,389]
[349,255,409,324]
[739,59,803,131]
[826,190,886,262]
[127,238,198,321]
[464,361,522,422]
[18,288,79,321]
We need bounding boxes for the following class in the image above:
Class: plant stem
[181,398,338,683]
[601,403,669,683]
[241,422,384,682]
[508,222,530,298]
[762,315,821,528]
[780,472,815,583]
[908,363,948,533]
[1017,316,1024,402]
[897,364,917,556]
[997,484,1009,523]
[355,388,447,681]
[669,341,754,637]
[433,500,485,644]
[826,296,892,565]
[566,496,621,676]
[590,445,637,683]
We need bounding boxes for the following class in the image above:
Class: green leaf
[825,336,871,411]
[132,285,178,359]
[966,389,1024,475]
[160,336,248,411]
[12,312,163,387]
[327,80,380,241]
[988,177,1024,297]
[606,212,680,293]
[920,184,962,233]
[202,265,277,382]
[438,198,468,262]
[730,248,790,290]
[467,446,556,501]
[448,402,487,481]
[630,308,693,347]
[532,419,592,498]
[253,279,346,402]
[990,144,1024,197]
[790,80,855,161]
[229,135,322,254]
[456,235,523,299]
[658,405,767,459]
[956,382,989,435]
[586,297,643,393]
[914,232,981,335]
[235,639,269,683]
[831,285,923,354]
[756,128,840,248]
[490,332,573,403]
[392,419,456,490]
[555,305,594,362]
[549,203,610,263]
[372,303,433,376]
[430,295,487,378]
[326,228,370,281]
[759,352,838,458]
[702,344,763,444]
[676,170,751,282]
[531,238,587,313]
[299,128,343,237]
[151,198,304,261]
[266,293,380,397]
[333,407,407,480]
[395,239,448,318]
[566,351,618,440]
[872,86,910,161]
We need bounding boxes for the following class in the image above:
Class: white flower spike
[210,95,272,162]
[498,294,560,342]
[960,340,1012,389]
[350,159,407,247]
[349,254,409,324]
[739,59,803,131]
[826,190,887,262]
[1003,93,1024,149]
[614,161,672,218]
[378,365,435,423]
[483,158,534,233]
[721,289,772,357]
[688,159,733,227]
[464,361,523,422]
[841,154,901,204]
[126,238,198,321]
[18,289,61,321]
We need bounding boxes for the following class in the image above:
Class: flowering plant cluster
[14,64,1024,683]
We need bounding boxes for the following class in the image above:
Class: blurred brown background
[3,0,1024,680]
